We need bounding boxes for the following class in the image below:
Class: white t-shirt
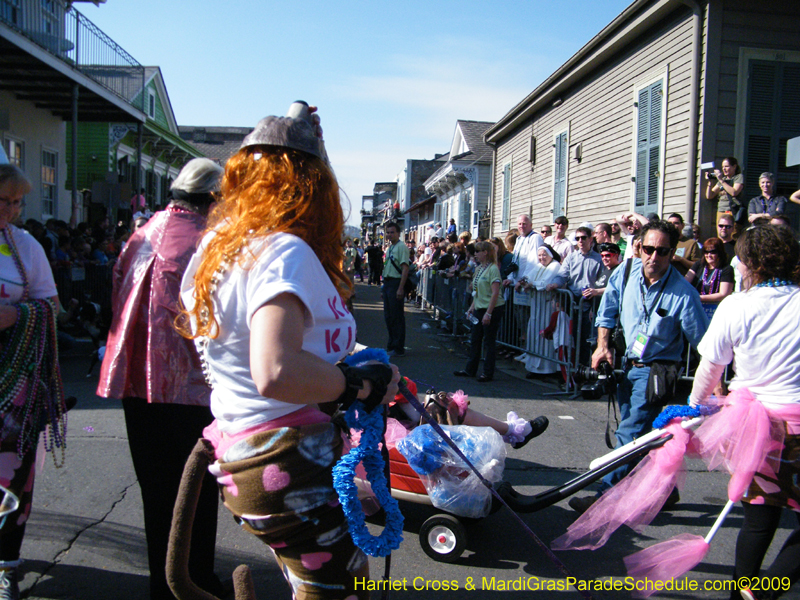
[512,231,544,282]
[697,285,800,405]
[544,235,573,260]
[0,225,57,304]
[180,232,357,433]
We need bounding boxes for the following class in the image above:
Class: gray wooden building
[484,0,800,236]
[425,120,494,239]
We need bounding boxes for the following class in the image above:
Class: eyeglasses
[704,250,719,255]
[541,229,551,235]
[600,253,617,259]
[641,245,672,257]
[575,235,589,241]
[717,224,733,229]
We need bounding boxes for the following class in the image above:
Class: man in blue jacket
[569,220,708,513]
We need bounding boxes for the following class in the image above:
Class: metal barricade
[495,287,580,391]
[413,271,469,336]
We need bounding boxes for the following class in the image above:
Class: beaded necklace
[701,265,721,295]
[197,249,241,387]
[471,262,491,293]
[0,227,66,466]
[755,278,795,288]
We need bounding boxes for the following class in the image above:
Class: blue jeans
[599,364,661,493]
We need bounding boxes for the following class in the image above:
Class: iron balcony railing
[0,0,144,111]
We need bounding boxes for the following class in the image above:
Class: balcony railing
[0,0,144,111]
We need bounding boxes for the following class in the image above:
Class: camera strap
[605,393,619,450]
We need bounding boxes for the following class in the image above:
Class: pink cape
[97,208,211,405]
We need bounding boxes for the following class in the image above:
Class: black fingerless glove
[335,362,393,412]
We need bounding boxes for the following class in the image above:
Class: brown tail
[167,438,257,600]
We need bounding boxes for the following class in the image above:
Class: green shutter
[635,81,662,214]
[744,61,800,198]
[553,131,567,217]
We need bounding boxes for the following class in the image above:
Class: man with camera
[569,220,708,514]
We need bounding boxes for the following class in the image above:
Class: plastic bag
[396,425,506,518]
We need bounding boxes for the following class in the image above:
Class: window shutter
[501,163,511,230]
[744,61,800,197]
[635,81,662,214]
[553,131,568,217]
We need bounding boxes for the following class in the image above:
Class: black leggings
[731,502,800,599]
[0,436,37,564]
[123,398,222,600]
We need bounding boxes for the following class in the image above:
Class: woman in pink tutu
[688,224,800,600]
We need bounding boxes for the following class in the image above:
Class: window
[634,79,664,215]
[0,0,21,26]
[553,130,568,217]
[459,189,472,232]
[41,0,56,34]
[41,149,57,217]
[117,156,130,183]
[147,90,156,119]
[743,60,800,198]
[5,138,23,168]
[501,162,511,231]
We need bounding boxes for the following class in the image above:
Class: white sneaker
[0,568,19,600]
[514,353,527,362]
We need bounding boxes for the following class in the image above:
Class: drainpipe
[682,0,703,223]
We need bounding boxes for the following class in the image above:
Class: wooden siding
[66,122,110,189]
[491,6,696,234]
[715,0,800,181]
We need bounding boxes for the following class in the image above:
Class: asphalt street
[20,280,800,600]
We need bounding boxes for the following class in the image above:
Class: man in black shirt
[717,214,736,264]
[365,239,384,285]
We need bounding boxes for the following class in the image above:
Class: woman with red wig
[179,103,399,600]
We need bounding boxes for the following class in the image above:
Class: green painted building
[67,66,202,224]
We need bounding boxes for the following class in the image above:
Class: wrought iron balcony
[0,0,144,111]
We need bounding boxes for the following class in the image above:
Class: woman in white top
[689,224,800,600]
[180,104,398,600]
[0,165,65,596]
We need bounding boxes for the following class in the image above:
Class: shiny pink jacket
[97,207,210,405]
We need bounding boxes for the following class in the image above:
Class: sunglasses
[600,252,617,259]
[717,224,733,229]
[641,245,672,257]
[575,235,589,241]
[704,250,719,255]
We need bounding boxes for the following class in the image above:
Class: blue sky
[81,0,632,226]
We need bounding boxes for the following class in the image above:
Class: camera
[705,171,718,180]
[576,361,617,400]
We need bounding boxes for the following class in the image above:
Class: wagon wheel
[418,514,467,563]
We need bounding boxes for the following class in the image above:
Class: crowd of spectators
[354,202,797,391]
[14,213,143,347]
